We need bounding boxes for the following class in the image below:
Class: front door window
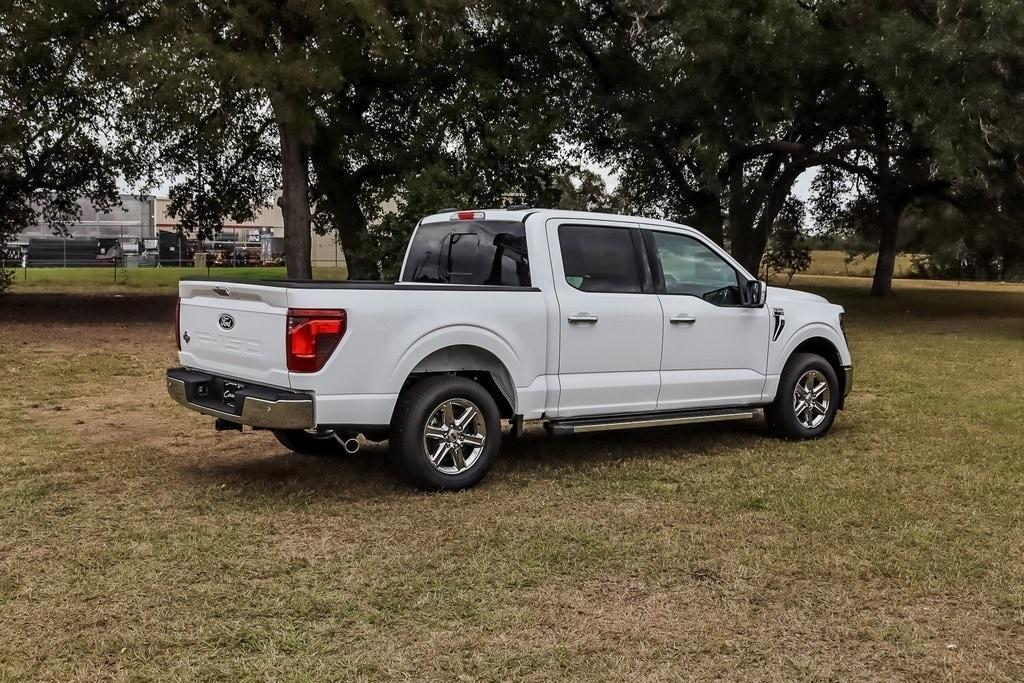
[650,231,741,306]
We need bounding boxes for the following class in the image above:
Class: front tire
[273,429,347,456]
[390,376,501,490]
[766,352,839,439]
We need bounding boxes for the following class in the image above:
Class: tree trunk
[275,112,313,280]
[722,154,795,277]
[870,199,900,297]
[1001,233,1024,281]
[333,193,378,280]
[307,128,383,281]
[309,172,378,280]
[688,191,724,245]
[729,226,771,276]
[727,196,770,276]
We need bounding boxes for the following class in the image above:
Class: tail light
[175,297,181,350]
[287,308,346,373]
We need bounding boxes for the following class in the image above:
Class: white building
[154,195,345,266]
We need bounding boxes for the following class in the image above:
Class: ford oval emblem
[218,314,235,331]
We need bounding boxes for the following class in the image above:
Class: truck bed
[175,277,550,427]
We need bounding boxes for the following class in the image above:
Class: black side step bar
[544,407,760,436]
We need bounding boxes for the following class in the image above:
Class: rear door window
[401,220,530,286]
[558,224,645,293]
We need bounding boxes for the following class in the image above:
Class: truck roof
[420,208,699,233]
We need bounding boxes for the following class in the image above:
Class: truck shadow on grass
[179,420,772,499]
[496,420,772,481]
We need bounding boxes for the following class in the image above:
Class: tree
[0,0,138,291]
[513,0,1024,287]
[130,1,567,280]
[358,78,572,279]
[129,0,389,279]
[507,0,861,273]
[809,111,950,296]
[806,0,1024,296]
[308,3,571,278]
[761,198,811,285]
[556,169,620,213]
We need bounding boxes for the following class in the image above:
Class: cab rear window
[401,220,530,287]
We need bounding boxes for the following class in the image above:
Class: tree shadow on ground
[0,292,176,325]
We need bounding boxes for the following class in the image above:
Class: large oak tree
[132,0,569,280]
[511,0,857,274]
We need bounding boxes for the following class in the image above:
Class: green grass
[5,265,349,293]
[1,277,1023,679]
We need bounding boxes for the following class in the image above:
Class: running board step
[544,407,759,436]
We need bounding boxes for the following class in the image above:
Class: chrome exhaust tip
[331,432,361,454]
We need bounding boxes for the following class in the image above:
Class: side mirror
[744,279,767,307]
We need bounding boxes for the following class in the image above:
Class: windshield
[401,220,531,287]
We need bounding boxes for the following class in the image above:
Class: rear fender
[390,326,524,398]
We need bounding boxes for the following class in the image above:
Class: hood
[766,286,829,305]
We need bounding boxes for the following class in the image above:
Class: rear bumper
[166,367,314,430]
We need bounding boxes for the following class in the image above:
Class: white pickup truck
[168,208,852,489]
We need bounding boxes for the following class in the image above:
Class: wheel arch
[783,335,848,406]
[397,344,517,419]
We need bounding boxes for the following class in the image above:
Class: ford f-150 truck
[168,208,852,489]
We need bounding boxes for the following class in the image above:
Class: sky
[588,161,816,200]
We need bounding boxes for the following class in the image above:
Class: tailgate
[177,281,291,387]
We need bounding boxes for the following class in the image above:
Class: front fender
[771,322,850,376]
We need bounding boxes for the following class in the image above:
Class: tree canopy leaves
[0,0,145,288]
[2,0,1022,291]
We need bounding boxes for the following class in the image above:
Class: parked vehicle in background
[210,248,232,267]
[168,208,853,489]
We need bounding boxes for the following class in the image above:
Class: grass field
[6,265,349,293]
[1,276,1023,679]
[3,249,913,294]
[2,250,913,294]
[803,250,919,278]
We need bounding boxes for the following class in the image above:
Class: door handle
[669,314,697,325]
[567,313,599,324]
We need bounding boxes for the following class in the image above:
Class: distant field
[4,251,919,293]
[803,250,918,278]
[5,265,349,293]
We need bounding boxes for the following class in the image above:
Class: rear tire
[766,352,839,439]
[390,376,501,490]
[273,429,346,456]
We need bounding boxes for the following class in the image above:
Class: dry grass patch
[800,250,918,278]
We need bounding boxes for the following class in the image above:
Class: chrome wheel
[793,369,831,429]
[421,398,488,475]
